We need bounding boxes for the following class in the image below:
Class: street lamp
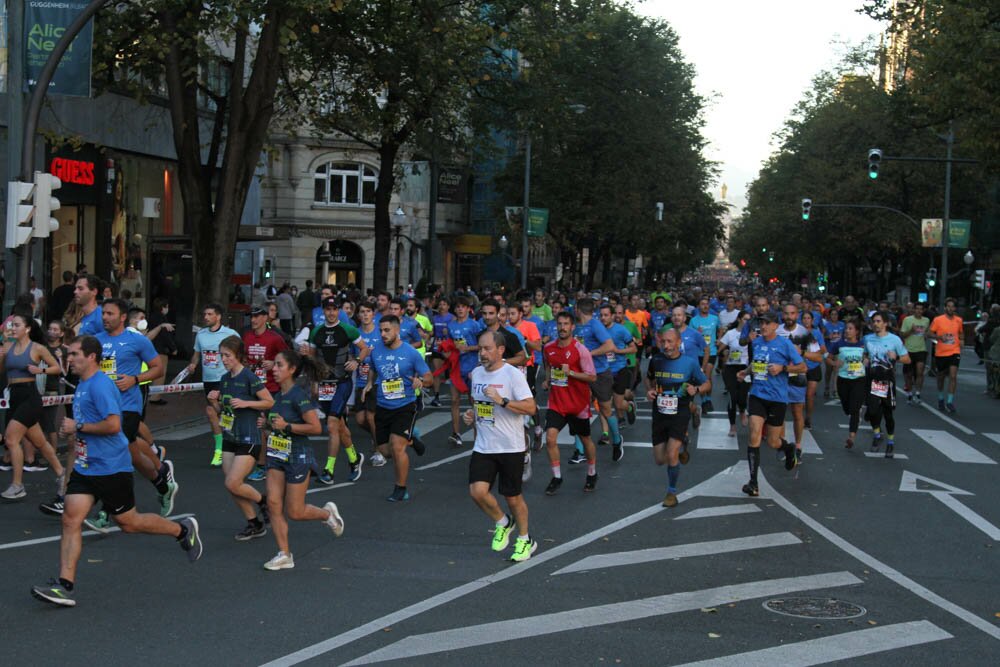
[498,234,509,250]
[963,250,974,266]
[392,206,407,289]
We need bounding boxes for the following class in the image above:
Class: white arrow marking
[696,417,738,450]
[785,422,822,453]
[899,471,999,540]
[674,504,762,521]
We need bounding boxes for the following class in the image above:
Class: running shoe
[0,461,11,471]
[510,538,537,562]
[39,496,65,516]
[84,511,112,534]
[317,469,336,486]
[448,432,463,447]
[31,579,75,607]
[783,442,797,470]
[598,433,610,446]
[159,461,178,517]
[522,451,532,482]
[662,491,678,508]
[742,482,759,497]
[370,452,387,467]
[885,443,895,459]
[691,407,701,430]
[937,399,945,410]
[583,473,598,492]
[544,477,563,496]
[1,484,26,501]
[906,395,913,405]
[210,450,223,467]
[945,403,956,414]
[25,459,48,472]
[492,517,513,552]
[386,485,410,502]
[702,400,713,414]
[178,517,203,562]
[795,448,803,465]
[264,551,294,571]
[845,437,854,449]
[870,433,882,452]
[324,501,345,536]
[913,393,922,405]
[568,451,587,465]
[612,443,624,462]
[247,466,266,481]
[348,453,365,482]
[728,425,736,437]
[235,523,267,541]
[678,439,690,465]
[626,400,637,425]
[411,436,426,456]
[429,396,442,407]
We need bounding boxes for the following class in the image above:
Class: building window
[314,162,377,206]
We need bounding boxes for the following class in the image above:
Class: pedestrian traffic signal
[801,198,812,221]
[263,259,272,281]
[926,268,937,288]
[32,172,61,238]
[768,251,774,263]
[5,180,35,249]
[867,148,882,180]
[986,280,994,294]
[973,269,985,289]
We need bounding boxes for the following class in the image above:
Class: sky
[640,0,880,213]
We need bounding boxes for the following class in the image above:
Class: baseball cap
[250,306,267,316]
[759,311,780,324]
[322,296,339,308]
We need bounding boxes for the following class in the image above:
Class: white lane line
[758,475,1000,642]
[305,482,353,495]
[552,532,800,575]
[785,422,822,454]
[341,572,861,666]
[839,423,873,431]
[917,402,975,435]
[0,513,195,551]
[674,504,762,521]
[415,450,472,470]
[864,451,910,460]
[982,433,1000,446]
[697,417,738,450]
[672,620,952,667]
[911,429,996,464]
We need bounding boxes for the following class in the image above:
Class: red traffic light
[739,259,747,267]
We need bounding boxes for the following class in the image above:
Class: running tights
[722,365,748,425]
[837,377,866,433]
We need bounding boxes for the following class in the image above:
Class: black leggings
[866,392,896,435]
[837,376,866,433]
[722,365,749,425]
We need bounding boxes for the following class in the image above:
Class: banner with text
[24,1,93,97]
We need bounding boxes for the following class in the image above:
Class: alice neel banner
[24,1,93,97]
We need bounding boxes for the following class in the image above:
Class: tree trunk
[372,142,401,293]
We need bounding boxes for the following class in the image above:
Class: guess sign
[50,158,96,186]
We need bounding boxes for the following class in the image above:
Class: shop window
[313,162,377,206]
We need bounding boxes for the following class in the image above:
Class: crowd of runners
[0,275,973,607]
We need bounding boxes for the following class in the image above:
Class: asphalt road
[2,355,998,666]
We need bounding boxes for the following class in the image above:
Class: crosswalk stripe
[785,422,822,454]
[340,572,862,666]
[415,411,457,436]
[552,532,801,575]
[911,429,996,464]
[414,450,472,470]
[863,451,910,460]
[674,504,762,521]
[917,401,975,435]
[983,433,1000,446]
[672,620,952,667]
[696,417,737,450]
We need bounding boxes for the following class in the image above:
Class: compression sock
[325,456,336,475]
[667,464,680,493]
[946,393,954,405]
[213,433,222,453]
[551,462,562,478]
[59,578,74,591]
[152,463,170,495]
[587,460,597,476]
[938,392,945,402]
[574,436,585,455]
[748,447,760,484]
[344,445,359,464]
[608,416,621,445]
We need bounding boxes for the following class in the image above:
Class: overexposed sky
[640,0,879,212]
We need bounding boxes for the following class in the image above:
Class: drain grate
[763,597,867,620]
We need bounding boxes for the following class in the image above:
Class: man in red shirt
[541,311,598,495]
[242,306,287,479]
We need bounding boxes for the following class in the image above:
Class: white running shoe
[324,501,344,537]
[264,551,295,570]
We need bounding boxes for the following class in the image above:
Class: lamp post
[392,206,407,290]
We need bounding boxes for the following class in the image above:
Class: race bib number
[729,349,741,363]
[454,338,466,348]
[551,367,568,387]
[752,360,768,381]
[100,358,117,379]
[203,350,219,367]
[75,437,88,468]
[318,381,337,401]
[847,361,863,377]
[358,364,369,381]
[871,380,889,398]
[942,333,955,345]
[704,334,712,345]
[656,394,678,415]
[381,378,405,400]
[606,352,616,363]
[254,367,267,381]
[266,433,292,461]
[220,412,234,431]
[475,400,495,424]
[913,325,924,335]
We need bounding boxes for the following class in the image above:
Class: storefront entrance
[317,240,364,289]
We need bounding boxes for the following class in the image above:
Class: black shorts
[707,354,718,366]
[66,470,135,515]
[748,394,787,427]
[354,387,376,412]
[612,367,633,395]
[140,384,150,420]
[375,403,419,445]
[468,451,524,497]
[546,409,591,437]
[591,370,613,403]
[427,350,447,361]
[652,412,689,444]
[934,354,960,372]
[203,381,221,400]
[122,411,142,443]
[7,382,42,429]
[909,351,927,366]
[222,439,262,458]
[40,400,60,434]
[806,366,822,382]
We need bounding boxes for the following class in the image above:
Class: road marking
[824,399,840,406]
[415,450,472,470]
[839,423,873,431]
[674,504,762,521]
[672,620,952,667]
[413,411,456,436]
[305,482,353,495]
[758,474,1000,642]
[0,513,194,551]
[911,429,995,464]
[864,451,910,460]
[983,433,1000,446]
[916,402,975,435]
[696,417,738,450]
[340,572,861,666]
[899,471,1000,540]
[552,532,800,575]
[785,422,822,453]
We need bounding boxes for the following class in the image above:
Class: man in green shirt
[530,289,553,321]
[900,302,930,404]
[615,304,642,420]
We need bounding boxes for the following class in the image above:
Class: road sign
[899,471,1000,540]
[527,208,548,237]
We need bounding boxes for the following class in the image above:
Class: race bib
[942,333,955,345]
[358,364,369,380]
[318,381,337,401]
[266,433,291,461]
[871,380,889,398]
[100,358,117,379]
[475,400,495,424]
[913,325,924,335]
[381,378,405,400]
[220,412,234,431]
[551,367,568,387]
[454,337,466,348]
[656,394,678,415]
[606,352,616,363]
[847,361,863,377]
[752,360,768,381]
[729,349,742,363]
[704,334,712,345]
[254,367,267,381]
[75,437,88,468]
[203,350,219,367]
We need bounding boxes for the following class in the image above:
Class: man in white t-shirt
[464,330,538,563]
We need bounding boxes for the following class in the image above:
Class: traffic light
[973,269,985,289]
[926,268,937,288]
[32,172,61,238]
[801,198,812,221]
[986,280,993,294]
[867,148,883,180]
[5,180,35,248]
[739,258,746,267]
[768,251,775,263]
[263,259,273,281]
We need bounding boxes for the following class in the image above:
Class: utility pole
[4,0,26,315]
[939,123,953,308]
[521,134,531,289]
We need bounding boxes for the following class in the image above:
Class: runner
[776,304,811,463]
[241,306,288,481]
[185,304,239,467]
[541,311,598,495]
[208,336,273,540]
[259,349,344,570]
[352,302,384,466]
[864,311,911,458]
[834,319,867,450]
[900,302,930,405]
[364,315,433,502]
[73,275,104,336]
[928,298,963,413]
[31,335,202,607]
[800,311,827,430]
[717,312,751,437]
[649,295,671,338]
[446,296,485,447]
[689,297,721,413]
[822,308,845,399]
[599,303,638,461]
[531,289,553,321]
[738,311,805,496]
[613,304,641,424]
[508,301,543,467]
[428,298,454,406]
[667,304,707,441]
[465,330,538,562]
[647,328,711,507]
[572,297,616,459]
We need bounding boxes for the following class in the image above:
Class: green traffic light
[868,169,878,180]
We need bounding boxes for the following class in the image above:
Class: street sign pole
[5,0,25,314]
[939,123,953,308]
[521,133,531,290]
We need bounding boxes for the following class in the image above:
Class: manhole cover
[763,597,866,620]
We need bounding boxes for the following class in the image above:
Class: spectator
[48,271,76,323]
[147,297,177,403]
[297,279,316,317]
[275,284,297,335]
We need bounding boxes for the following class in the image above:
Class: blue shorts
[265,447,315,484]
[318,380,352,418]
